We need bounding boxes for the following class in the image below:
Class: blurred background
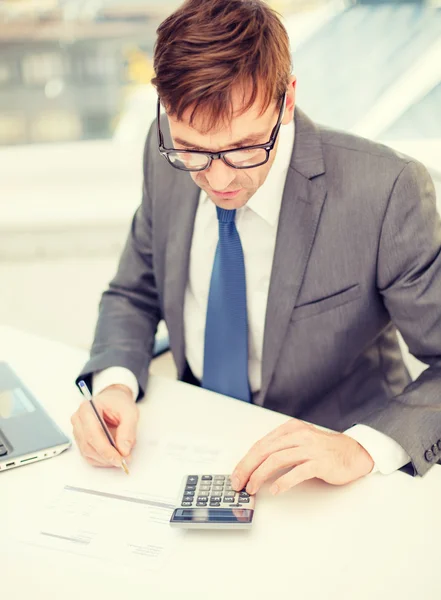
[0,0,440,378]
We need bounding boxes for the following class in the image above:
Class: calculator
[169,474,255,529]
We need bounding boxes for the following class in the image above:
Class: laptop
[0,362,71,472]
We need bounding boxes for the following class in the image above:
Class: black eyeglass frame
[156,93,287,172]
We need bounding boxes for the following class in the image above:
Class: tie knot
[216,207,236,223]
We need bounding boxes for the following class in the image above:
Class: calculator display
[172,508,253,524]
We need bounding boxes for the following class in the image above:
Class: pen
[77,380,129,475]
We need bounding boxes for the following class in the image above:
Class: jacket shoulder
[318,124,414,172]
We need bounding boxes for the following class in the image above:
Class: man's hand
[71,384,139,468]
[231,419,374,495]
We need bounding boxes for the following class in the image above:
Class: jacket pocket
[291,284,361,322]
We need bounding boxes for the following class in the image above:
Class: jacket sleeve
[75,121,161,400]
[360,159,441,476]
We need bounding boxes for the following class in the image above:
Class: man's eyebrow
[173,133,266,151]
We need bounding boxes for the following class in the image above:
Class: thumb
[114,405,138,457]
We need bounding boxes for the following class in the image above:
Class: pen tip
[121,459,130,475]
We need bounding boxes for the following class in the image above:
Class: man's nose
[204,158,236,191]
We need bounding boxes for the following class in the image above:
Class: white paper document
[17,434,234,572]
[22,484,181,571]
[145,433,235,496]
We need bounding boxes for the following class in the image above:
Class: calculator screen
[173,508,253,524]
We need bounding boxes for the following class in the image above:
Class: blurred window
[22,53,64,86]
[82,112,112,138]
[0,62,13,85]
[0,112,26,144]
[76,53,118,83]
[382,82,441,140]
[30,110,82,142]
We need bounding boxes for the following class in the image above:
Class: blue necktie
[202,207,251,402]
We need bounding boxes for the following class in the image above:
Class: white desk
[1,326,440,600]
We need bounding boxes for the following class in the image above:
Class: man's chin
[209,192,250,210]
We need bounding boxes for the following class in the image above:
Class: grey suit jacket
[78,107,441,476]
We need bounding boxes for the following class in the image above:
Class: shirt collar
[200,118,295,227]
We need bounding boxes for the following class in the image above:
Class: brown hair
[151,0,292,132]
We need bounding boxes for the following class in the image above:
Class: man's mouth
[211,189,241,198]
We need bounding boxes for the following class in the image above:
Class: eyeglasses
[156,93,286,172]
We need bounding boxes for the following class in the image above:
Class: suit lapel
[257,108,327,405]
[163,171,200,378]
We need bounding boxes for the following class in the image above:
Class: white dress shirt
[93,118,411,476]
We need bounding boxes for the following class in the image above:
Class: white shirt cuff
[92,367,139,402]
[344,424,411,475]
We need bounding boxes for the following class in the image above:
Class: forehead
[167,91,277,150]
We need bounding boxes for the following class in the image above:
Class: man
[71,0,441,496]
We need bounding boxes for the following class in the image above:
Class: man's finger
[83,454,115,468]
[78,403,122,466]
[84,442,132,467]
[246,447,310,494]
[232,429,312,491]
[114,404,139,457]
[270,461,317,495]
[76,437,110,466]
[72,426,111,466]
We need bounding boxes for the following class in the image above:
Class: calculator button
[202,475,213,480]
[199,486,211,493]
[197,496,209,502]
[238,497,250,503]
[210,496,222,502]
[212,486,223,492]
[184,491,194,497]
[239,491,250,498]
[210,501,221,507]
[224,496,235,503]
[181,501,192,506]
[214,475,225,481]
[185,485,197,491]
[187,476,198,485]
[196,501,208,506]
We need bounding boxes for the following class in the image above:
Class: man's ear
[282,75,296,125]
